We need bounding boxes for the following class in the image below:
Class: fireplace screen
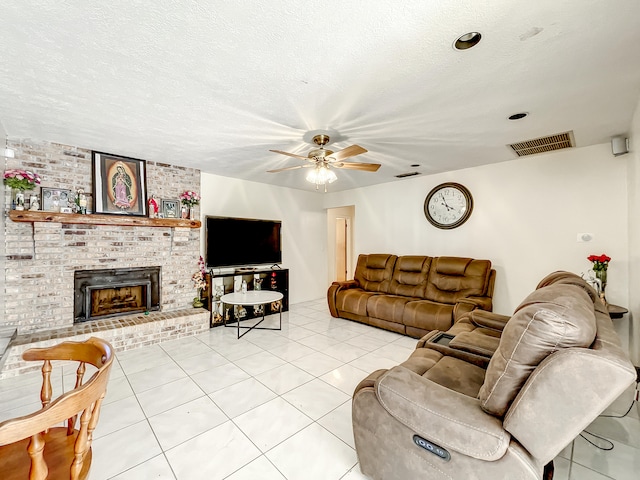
[89,283,150,317]
[74,267,161,322]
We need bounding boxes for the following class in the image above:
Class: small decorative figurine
[148,195,159,218]
[29,194,40,211]
[75,189,87,214]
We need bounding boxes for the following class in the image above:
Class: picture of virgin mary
[92,151,147,216]
[106,161,138,210]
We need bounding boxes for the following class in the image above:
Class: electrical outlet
[577,233,594,242]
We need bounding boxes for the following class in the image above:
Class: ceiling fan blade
[328,145,367,162]
[334,162,381,172]
[267,164,314,173]
[269,149,309,160]
[267,165,305,173]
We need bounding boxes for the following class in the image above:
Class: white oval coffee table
[220,290,283,339]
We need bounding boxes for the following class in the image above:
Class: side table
[220,290,283,338]
[607,304,628,319]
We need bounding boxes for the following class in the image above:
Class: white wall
[324,143,629,323]
[627,96,640,365]
[200,173,328,304]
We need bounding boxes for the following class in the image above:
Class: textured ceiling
[1,0,639,192]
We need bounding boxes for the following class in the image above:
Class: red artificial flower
[588,254,611,271]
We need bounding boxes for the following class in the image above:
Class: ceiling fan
[268,134,381,191]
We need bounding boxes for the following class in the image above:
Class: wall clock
[423,182,473,229]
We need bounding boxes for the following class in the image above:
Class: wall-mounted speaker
[611,136,629,156]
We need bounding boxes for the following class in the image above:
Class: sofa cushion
[335,289,380,317]
[424,257,492,303]
[367,294,413,324]
[403,300,455,332]
[354,254,397,293]
[423,355,486,398]
[388,256,431,298]
[479,284,597,417]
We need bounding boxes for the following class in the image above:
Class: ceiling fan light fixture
[306,164,337,186]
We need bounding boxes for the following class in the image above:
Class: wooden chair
[0,337,114,480]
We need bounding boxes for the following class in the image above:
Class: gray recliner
[352,272,636,479]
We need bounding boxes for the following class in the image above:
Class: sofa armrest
[453,296,493,321]
[448,330,500,358]
[375,366,510,460]
[332,280,359,289]
[327,280,360,317]
[415,330,442,348]
[468,310,511,332]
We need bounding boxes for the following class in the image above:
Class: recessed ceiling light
[454,32,482,50]
[508,112,529,120]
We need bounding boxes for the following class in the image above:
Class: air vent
[395,172,421,178]
[509,131,574,157]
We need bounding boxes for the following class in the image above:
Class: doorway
[327,206,355,283]
[335,217,349,281]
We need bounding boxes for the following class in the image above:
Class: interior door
[335,217,348,282]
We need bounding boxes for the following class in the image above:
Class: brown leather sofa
[352,272,636,479]
[327,254,496,338]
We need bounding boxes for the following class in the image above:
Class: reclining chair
[352,273,635,479]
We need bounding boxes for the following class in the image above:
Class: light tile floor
[1,299,638,479]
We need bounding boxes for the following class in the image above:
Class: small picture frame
[41,187,72,212]
[92,151,147,216]
[162,199,179,219]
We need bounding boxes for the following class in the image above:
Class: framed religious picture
[92,152,147,216]
[162,199,179,219]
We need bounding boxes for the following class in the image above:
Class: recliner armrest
[327,280,360,317]
[453,296,493,321]
[374,366,510,461]
[468,310,510,332]
[331,279,359,289]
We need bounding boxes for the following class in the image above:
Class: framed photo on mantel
[92,152,148,216]
[162,199,179,219]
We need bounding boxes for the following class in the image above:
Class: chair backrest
[388,255,432,298]
[424,257,493,303]
[477,279,635,464]
[354,254,397,293]
[0,337,114,480]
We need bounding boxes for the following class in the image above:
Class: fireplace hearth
[74,267,161,322]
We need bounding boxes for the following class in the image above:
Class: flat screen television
[205,216,282,268]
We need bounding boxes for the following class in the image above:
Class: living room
[2,1,640,479]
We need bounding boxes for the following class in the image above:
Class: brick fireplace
[1,139,210,377]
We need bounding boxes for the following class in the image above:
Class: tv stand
[205,268,289,328]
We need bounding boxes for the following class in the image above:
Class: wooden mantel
[8,210,201,228]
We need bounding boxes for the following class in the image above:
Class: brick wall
[3,139,203,334]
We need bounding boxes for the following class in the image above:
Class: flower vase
[595,269,607,302]
[181,205,188,219]
[13,190,25,210]
[189,206,195,220]
[193,289,204,308]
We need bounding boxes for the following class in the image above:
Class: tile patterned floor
[1,299,638,479]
